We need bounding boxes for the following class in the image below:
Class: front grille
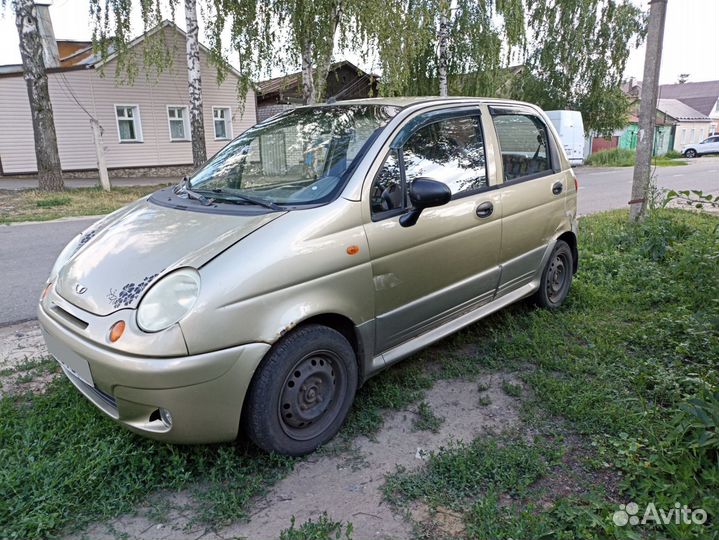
[51,305,89,330]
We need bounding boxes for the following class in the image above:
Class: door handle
[476,201,493,218]
[552,182,564,195]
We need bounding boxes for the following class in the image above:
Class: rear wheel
[684,149,698,158]
[243,324,358,456]
[534,240,573,309]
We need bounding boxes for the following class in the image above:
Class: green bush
[585,148,636,167]
[586,148,687,167]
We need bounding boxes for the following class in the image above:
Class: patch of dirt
[0,320,57,397]
[214,374,523,540]
[66,373,524,540]
[529,433,623,510]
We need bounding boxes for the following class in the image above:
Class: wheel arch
[557,230,579,274]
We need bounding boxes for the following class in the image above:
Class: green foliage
[35,196,71,208]
[500,380,522,397]
[280,512,354,540]
[586,148,687,167]
[664,149,683,159]
[514,1,646,135]
[0,380,294,539]
[384,435,560,508]
[586,148,636,166]
[412,401,444,433]
[664,189,719,210]
[464,492,612,540]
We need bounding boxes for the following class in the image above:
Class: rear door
[363,107,502,353]
[487,105,569,297]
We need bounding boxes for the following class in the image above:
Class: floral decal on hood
[107,273,160,309]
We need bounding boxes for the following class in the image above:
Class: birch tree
[373,0,644,135]
[272,0,347,105]
[13,0,64,191]
[437,1,450,97]
[185,0,207,166]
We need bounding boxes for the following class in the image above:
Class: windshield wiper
[174,177,213,206]
[205,188,282,211]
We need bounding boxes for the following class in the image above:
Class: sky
[0,0,718,85]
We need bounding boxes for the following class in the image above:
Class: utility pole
[629,0,668,222]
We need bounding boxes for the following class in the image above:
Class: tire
[534,240,573,309]
[243,324,358,456]
[684,149,697,158]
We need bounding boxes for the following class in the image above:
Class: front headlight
[136,268,200,333]
[48,234,82,283]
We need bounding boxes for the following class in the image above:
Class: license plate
[42,329,94,387]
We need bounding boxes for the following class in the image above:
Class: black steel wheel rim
[546,251,569,304]
[278,349,346,441]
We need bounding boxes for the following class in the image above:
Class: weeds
[586,148,687,167]
[412,402,444,433]
[280,513,353,540]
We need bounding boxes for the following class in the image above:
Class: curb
[1,215,103,227]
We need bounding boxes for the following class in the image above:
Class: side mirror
[399,178,452,228]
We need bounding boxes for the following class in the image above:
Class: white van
[546,110,585,166]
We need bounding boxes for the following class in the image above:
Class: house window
[699,128,705,141]
[115,105,142,142]
[680,128,686,144]
[213,107,232,140]
[167,106,189,141]
[690,128,695,142]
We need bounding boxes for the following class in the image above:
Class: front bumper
[38,303,270,444]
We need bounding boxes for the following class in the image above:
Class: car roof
[305,96,542,112]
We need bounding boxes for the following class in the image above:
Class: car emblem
[75,284,87,295]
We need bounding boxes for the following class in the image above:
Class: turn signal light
[41,282,53,302]
[109,321,126,342]
[346,245,360,255]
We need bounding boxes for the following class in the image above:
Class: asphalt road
[575,156,719,215]
[1,158,717,326]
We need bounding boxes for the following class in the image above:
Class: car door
[706,136,719,154]
[362,108,502,353]
[487,105,569,297]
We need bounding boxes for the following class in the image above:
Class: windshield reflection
[189,105,399,205]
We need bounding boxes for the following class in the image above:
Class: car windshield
[189,104,399,205]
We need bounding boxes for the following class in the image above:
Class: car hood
[56,197,285,316]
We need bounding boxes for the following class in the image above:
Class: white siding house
[0,21,256,176]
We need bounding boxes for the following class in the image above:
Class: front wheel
[243,325,358,456]
[534,240,573,309]
[684,149,698,158]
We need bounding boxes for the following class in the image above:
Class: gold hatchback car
[39,97,578,455]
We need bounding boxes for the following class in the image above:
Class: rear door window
[491,111,553,182]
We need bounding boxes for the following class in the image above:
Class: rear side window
[491,111,552,182]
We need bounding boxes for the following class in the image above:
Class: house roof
[656,98,710,122]
[257,60,378,97]
[659,80,719,116]
[0,20,243,80]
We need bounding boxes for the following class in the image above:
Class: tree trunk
[14,0,63,191]
[315,1,343,102]
[437,4,450,97]
[90,119,111,192]
[185,0,207,167]
[301,40,316,105]
[629,0,668,222]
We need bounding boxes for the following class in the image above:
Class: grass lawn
[1,209,717,539]
[0,186,166,224]
[586,148,688,167]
